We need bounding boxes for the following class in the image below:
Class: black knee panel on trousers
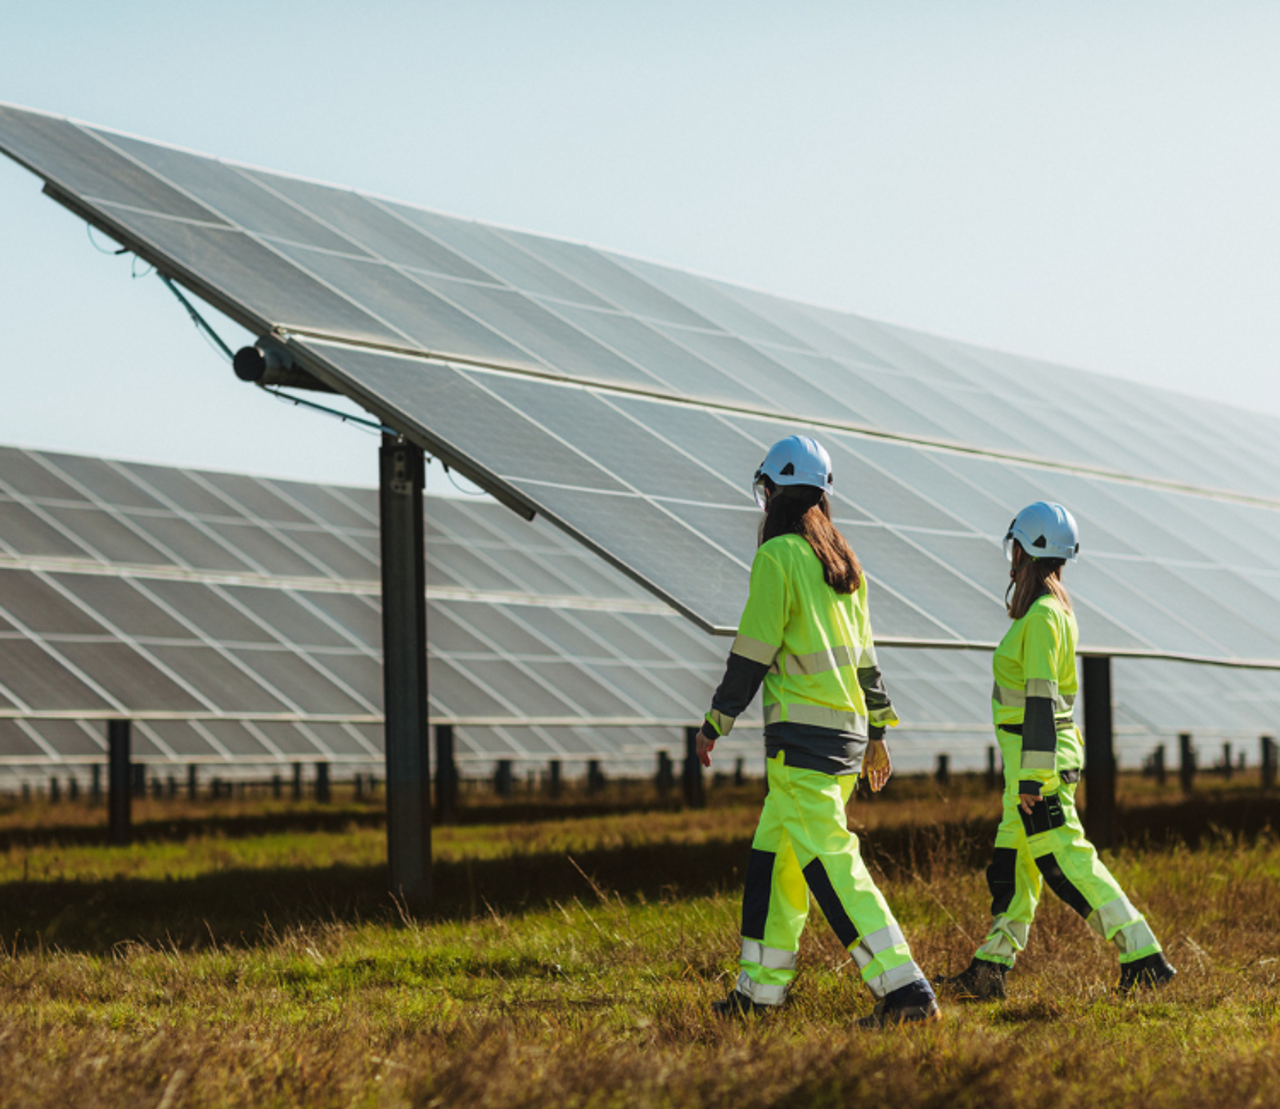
[742,849,775,939]
[1019,791,1066,838]
[986,847,1018,917]
[802,858,860,948]
[1034,853,1093,918]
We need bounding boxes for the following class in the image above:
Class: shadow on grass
[0,798,690,853]
[1,794,1275,955]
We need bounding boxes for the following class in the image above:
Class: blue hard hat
[753,436,834,507]
[1003,501,1080,561]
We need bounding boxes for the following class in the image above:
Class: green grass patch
[1,787,1278,1107]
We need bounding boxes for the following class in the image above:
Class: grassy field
[2,776,1278,1108]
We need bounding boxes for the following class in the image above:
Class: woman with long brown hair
[698,435,939,1027]
[936,501,1176,999]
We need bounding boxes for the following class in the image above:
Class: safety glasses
[752,472,770,509]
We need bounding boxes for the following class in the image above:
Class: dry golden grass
[1,777,1278,1108]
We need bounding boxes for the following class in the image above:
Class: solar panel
[1,445,1278,786]
[4,105,1280,674]
[0,446,768,777]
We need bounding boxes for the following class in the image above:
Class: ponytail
[1006,549,1072,619]
[759,484,862,594]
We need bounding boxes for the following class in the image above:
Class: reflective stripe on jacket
[705,533,897,738]
[991,593,1078,788]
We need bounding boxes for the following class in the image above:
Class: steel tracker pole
[379,437,431,910]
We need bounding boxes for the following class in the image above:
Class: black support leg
[108,719,131,846]
[380,437,431,910]
[1082,655,1117,849]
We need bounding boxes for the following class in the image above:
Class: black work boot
[711,989,779,1018]
[856,979,941,1029]
[1118,952,1176,993]
[933,957,1008,1000]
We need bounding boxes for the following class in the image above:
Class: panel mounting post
[1081,655,1117,850]
[379,436,431,910]
[107,718,131,846]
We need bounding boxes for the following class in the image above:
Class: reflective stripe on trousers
[975,730,1162,968]
[737,753,922,1001]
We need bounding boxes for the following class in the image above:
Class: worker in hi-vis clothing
[698,435,940,1028]
[937,502,1176,1000]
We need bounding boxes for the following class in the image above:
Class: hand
[862,739,892,792]
[1018,792,1042,815]
[697,729,716,768]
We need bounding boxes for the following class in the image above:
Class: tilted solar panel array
[0,446,1275,786]
[0,446,742,776]
[2,103,1278,668]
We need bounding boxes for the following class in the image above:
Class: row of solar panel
[3,104,1278,504]
[0,446,651,602]
[1,650,1273,778]
[1,449,1276,781]
[299,340,1280,657]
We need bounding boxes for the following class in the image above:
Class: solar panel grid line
[92,198,442,360]
[0,106,193,219]
[438,509,634,602]
[241,172,503,288]
[277,242,616,380]
[234,148,775,394]
[176,467,358,581]
[174,717,237,762]
[289,479,379,529]
[603,251,826,354]
[552,604,684,667]
[29,569,280,716]
[428,652,558,726]
[827,443,986,536]
[485,226,722,332]
[372,204,618,311]
[0,551,380,595]
[1101,557,1280,661]
[97,462,314,579]
[114,578,340,716]
[494,605,695,720]
[133,719,188,762]
[0,478,127,566]
[652,320,893,428]
[297,329,1280,523]
[290,718,376,762]
[879,532,1007,618]
[233,721,294,763]
[0,631,122,715]
[1077,554,1255,656]
[484,479,751,632]
[80,126,474,357]
[237,641,383,716]
[12,718,62,762]
[435,528,581,597]
[445,369,759,552]
[439,604,660,722]
[330,720,383,760]
[32,453,270,577]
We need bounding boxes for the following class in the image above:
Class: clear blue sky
[2,0,1277,490]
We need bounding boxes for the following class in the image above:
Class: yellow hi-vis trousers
[735,752,923,1005]
[975,728,1162,968]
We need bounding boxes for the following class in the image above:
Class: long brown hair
[1006,544,1072,620]
[758,482,862,594]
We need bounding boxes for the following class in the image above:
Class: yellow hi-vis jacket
[991,592,1080,795]
[704,533,899,739]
